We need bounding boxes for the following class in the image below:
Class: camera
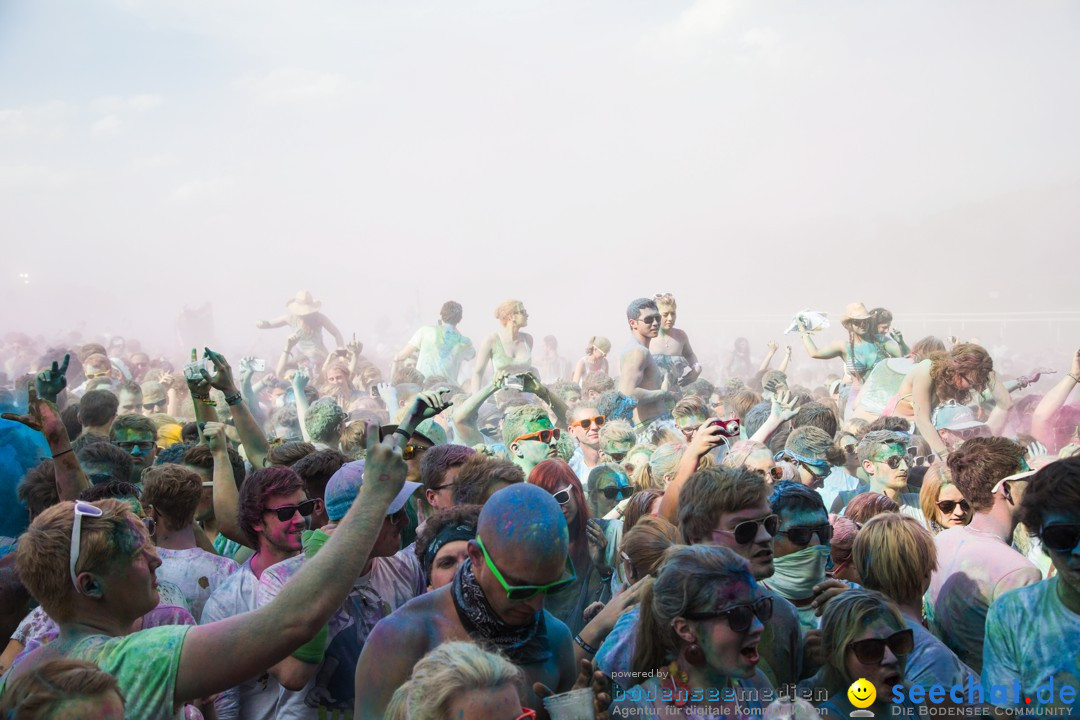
[502,374,525,392]
[709,418,741,438]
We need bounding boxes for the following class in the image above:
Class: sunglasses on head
[713,514,780,546]
[935,499,970,515]
[570,415,605,431]
[905,447,937,467]
[778,524,832,547]
[605,450,628,462]
[849,629,914,665]
[1040,523,1080,554]
[601,484,633,500]
[475,535,576,601]
[70,501,104,592]
[684,596,773,633]
[513,428,561,445]
[265,498,317,522]
[775,451,830,478]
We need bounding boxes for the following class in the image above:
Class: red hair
[528,459,590,572]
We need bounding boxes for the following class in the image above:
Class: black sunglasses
[601,485,633,500]
[1041,524,1080,554]
[637,314,661,325]
[714,514,780,546]
[552,488,572,505]
[777,524,832,547]
[265,498,317,522]
[849,629,914,665]
[684,596,773,633]
[875,454,909,470]
[935,499,970,515]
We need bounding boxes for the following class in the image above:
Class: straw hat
[840,302,872,330]
[286,290,322,316]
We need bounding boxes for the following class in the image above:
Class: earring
[685,642,706,666]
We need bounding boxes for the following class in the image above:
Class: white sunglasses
[70,501,104,593]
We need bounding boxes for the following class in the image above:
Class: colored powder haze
[2,1,1078,370]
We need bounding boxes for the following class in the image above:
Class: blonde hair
[654,293,676,311]
[385,641,523,720]
[626,443,658,491]
[919,462,957,533]
[494,299,523,324]
[16,500,147,620]
[820,589,906,693]
[599,419,636,448]
[0,658,123,717]
[853,513,937,606]
[648,443,686,487]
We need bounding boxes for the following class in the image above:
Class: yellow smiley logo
[848,678,876,709]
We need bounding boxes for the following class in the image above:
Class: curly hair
[946,436,1025,512]
[18,459,60,519]
[141,464,203,529]
[929,343,994,404]
[237,467,305,547]
[305,397,347,443]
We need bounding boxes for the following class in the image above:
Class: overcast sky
[2,0,1078,364]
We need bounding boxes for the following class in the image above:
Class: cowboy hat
[840,302,872,330]
[286,290,322,316]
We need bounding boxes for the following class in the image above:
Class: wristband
[393,427,411,443]
[574,634,598,655]
[224,392,243,406]
[199,398,217,407]
[52,448,74,459]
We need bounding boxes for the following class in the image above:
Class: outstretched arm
[777,346,793,374]
[203,349,268,470]
[174,425,409,705]
[757,342,779,374]
[658,422,726,524]
[1031,348,1080,450]
[470,335,495,392]
[911,363,947,458]
[256,314,290,330]
[983,371,1013,437]
[1,385,89,502]
[319,314,345,349]
[453,373,504,446]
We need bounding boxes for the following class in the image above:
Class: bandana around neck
[451,558,552,665]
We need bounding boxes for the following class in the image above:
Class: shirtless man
[649,293,701,387]
[619,298,680,428]
[352,483,578,718]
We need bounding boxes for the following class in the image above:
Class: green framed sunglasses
[475,535,576,601]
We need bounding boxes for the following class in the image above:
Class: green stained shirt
[0,625,190,720]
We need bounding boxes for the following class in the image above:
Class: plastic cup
[542,688,594,720]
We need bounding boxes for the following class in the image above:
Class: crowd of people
[0,291,1077,719]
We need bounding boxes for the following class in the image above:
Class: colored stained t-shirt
[408,323,474,382]
[982,576,1080,713]
[201,558,283,720]
[927,524,1041,673]
[257,545,426,711]
[903,615,976,693]
[156,546,239,622]
[0,625,190,720]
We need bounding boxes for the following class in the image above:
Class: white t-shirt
[983,576,1080,711]
[567,447,595,489]
[156,546,239,622]
[927,524,1041,673]
[201,558,287,720]
[407,323,474,382]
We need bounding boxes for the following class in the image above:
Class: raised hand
[1,386,65,442]
[35,354,70,403]
[400,388,454,435]
[202,421,229,454]
[767,341,779,353]
[770,389,799,422]
[586,519,611,578]
[346,333,363,356]
[292,368,310,392]
[201,348,238,395]
[1072,347,1080,378]
[362,421,408,504]
[285,333,302,352]
[520,372,545,396]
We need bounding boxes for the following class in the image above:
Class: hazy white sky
[2,0,1078,363]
